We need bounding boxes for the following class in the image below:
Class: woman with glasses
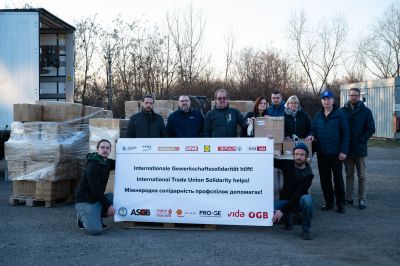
[284,95,311,139]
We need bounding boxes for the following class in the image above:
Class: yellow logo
[204,145,211,152]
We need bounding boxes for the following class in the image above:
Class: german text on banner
[114,138,274,226]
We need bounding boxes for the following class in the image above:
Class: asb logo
[131,209,151,216]
[257,146,267,151]
[218,146,236,151]
[199,210,222,218]
[204,145,211,152]
[156,209,172,217]
[185,146,198,151]
[118,207,128,217]
[158,146,180,151]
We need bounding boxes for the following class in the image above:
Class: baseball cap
[320,90,334,99]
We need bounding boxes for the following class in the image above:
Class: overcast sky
[2,0,396,75]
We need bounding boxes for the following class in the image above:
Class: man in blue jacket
[306,90,349,213]
[341,88,375,210]
[203,89,248,137]
[166,95,204,137]
[267,91,285,117]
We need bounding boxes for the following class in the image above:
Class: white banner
[114,138,274,226]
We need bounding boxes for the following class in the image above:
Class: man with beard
[75,139,115,235]
[272,143,314,240]
[166,95,204,137]
[126,95,167,138]
[341,88,375,210]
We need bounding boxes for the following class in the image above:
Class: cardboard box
[35,180,71,201]
[125,101,141,119]
[14,104,43,122]
[254,117,284,143]
[282,139,312,157]
[41,102,83,122]
[228,101,254,114]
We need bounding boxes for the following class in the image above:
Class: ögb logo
[257,146,267,151]
[248,211,269,219]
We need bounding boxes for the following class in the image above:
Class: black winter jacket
[166,108,204,137]
[203,105,247,137]
[274,159,314,214]
[284,109,311,138]
[75,153,115,210]
[126,110,167,138]
[310,105,350,156]
[341,101,375,157]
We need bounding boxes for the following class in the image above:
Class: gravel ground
[0,146,399,266]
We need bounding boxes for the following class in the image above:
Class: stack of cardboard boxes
[6,102,112,203]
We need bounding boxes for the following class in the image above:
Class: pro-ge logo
[118,207,128,217]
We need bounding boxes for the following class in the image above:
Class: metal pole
[107,48,112,111]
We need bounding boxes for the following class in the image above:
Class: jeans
[344,156,366,201]
[274,194,313,231]
[317,155,345,205]
[75,193,113,235]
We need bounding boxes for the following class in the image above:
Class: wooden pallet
[9,195,70,208]
[122,221,217,231]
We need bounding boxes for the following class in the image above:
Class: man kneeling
[75,139,115,235]
[273,143,314,240]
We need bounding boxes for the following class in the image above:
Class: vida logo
[227,210,245,218]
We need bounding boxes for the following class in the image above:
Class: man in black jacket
[75,139,115,235]
[126,95,167,138]
[341,88,375,210]
[272,143,314,240]
[203,89,248,137]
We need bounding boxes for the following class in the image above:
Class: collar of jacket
[142,109,156,118]
[87,152,108,166]
[178,107,193,114]
[320,104,339,117]
[344,100,364,111]
[214,103,229,111]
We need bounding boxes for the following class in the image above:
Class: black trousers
[317,155,345,205]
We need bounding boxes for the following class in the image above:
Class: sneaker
[301,230,312,240]
[337,203,345,213]
[359,200,367,210]
[77,218,84,230]
[321,204,333,211]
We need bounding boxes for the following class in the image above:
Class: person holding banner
[75,139,115,235]
[272,143,314,240]
[166,95,204,137]
[203,89,249,137]
[126,95,167,138]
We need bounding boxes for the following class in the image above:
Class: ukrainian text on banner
[114,138,274,226]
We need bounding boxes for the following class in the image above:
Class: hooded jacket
[341,101,375,157]
[75,153,115,210]
[126,109,167,138]
[267,101,285,117]
[203,104,247,137]
[310,105,350,156]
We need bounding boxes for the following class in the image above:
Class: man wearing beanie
[272,143,314,240]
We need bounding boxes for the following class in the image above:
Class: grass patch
[368,139,400,148]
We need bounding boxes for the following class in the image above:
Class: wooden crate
[11,179,71,201]
[12,180,36,197]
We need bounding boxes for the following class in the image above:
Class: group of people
[75,87,375,240]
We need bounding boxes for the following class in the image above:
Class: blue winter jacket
[310,105,350,156]
[341,101,375,157]
[166,108,204,137]
[267,101,285,117]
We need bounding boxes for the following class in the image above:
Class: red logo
[185,146,198,151]
[218,146,237,151]
[257,146,267,151]
[248,211,269,219]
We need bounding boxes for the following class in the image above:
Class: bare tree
[358,2,400,78]
[287,9,348,95]
[166,4,210,93]
[74,15,101,104]
[224,30,235,84]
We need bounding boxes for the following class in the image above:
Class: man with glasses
[203,89,248,137]
[166,95,204,137]
[267,91,285,117]
[341,88,375,210]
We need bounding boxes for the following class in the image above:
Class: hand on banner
[272,210,283,223]
[339,152,347,161]
[107,205,115,216]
